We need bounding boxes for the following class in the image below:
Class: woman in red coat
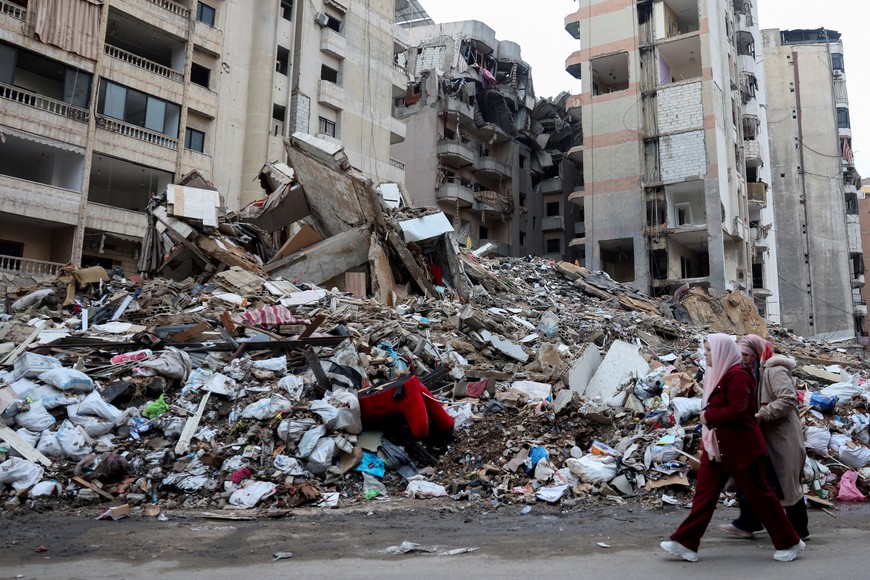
[660,333,804,562]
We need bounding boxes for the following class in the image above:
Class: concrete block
[563,343,601,395]
[583,340,650,402]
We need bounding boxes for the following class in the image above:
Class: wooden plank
[175,391,211,455]
[170,321,212,343]
[345,271,367,298]
[299,314,327,339]
[72,476,115,500]
[0,419,53,467]
[303,347,330,397]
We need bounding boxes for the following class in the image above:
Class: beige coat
[756,354,806,506]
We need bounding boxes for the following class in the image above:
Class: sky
[422,0,869,177]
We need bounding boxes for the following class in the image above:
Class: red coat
[702,363,766,471]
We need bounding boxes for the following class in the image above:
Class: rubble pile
[1,134,869,516]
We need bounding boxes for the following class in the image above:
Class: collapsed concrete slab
[583,340,650,403]
[562,343,601,395]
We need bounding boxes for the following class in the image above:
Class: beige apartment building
[0,0,403,278]
[563,0,780,319]
[764,28,864,338]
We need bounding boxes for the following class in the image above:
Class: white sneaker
[773,540,806,562]
[660,540,699,562]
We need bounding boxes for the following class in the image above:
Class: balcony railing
[0,82,90,122]
[0,255,65,276]
[0,0,25,20]
[96,114,179,149]
[146,0,190,19]
[105,44,184,82]
[389,158,405,170]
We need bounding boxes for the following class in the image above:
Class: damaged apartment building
[0,0,403,280]
[563,0,781,321]
[390,10,584,258]
[763,28,865,339]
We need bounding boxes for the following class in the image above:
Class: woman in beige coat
[719,334,810,539]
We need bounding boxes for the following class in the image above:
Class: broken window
[281,0,293,21]
[736,31,755,57]
[546,201,560,217]
[599,239,635,283]
[851,253,865,278]
[272,104,286,136]
[185,127,205,153]
[546,238,561,254]
[752,262,764,289]
[591,52,629,95]
[831,52,845,73]
[318,116,336,137]
[478,225,489,240]
[519,231,526,246]
[191,63,210,88]
[675,203,691,226]
[276,46,290,76]
[321,64,339,84]
[680,256,693,279]
[196,2,216,26]
[649,250,668,280]
[659,0,699,38]
[325,13,342,33]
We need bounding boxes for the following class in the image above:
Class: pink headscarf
[739,334,774,380]
[701,333,743,461]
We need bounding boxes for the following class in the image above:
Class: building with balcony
[0,0,403,278]
[562,0,778,318]
[764,28,864,338]
[391,14,582,257]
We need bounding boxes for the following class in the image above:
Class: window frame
[185,127,205,153]
[196,2,216,26]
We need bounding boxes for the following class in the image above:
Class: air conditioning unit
[314,12,329,27]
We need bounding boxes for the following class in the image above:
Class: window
[837,107,851,129]
[272,104,286,136]
[190,63,210,89]
[546,201,560,217]
[0,239,24,269]
[196,2,216,26]
[281,0,293,21]
[519,231,526,246]
[185,127,205,153]
[831,52,845,73]
[519,193,526,208]
[546,238,561,254]
[478,225,488,240]
[736,31,755,57]
[98,80,180,137]
[318,116,336,137]
[320,64,339,84]
[519,155,527,169]
[680,256,693,278]
[752,262,764,289]
[591,52,629,95]
[276,46,290,75]
[326,14,342,33]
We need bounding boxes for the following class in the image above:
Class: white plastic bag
[404,478,448,498]
[36,430,64,458]
[306,437,337,475]
[670,397,703,424]
[136,347,191,382]
[38,368,94,393]
[8,428,40,458]
[277,418,317,444]
[11,288,54,312]
[565,455,617,483]
[252,356,287,373]
[447,403,474,430]
[55,419,93,460]
[273,455,306,475]
[15,401,56,432]
[278,375,306,400]
[240,394,294,420]
[67,404,114,437]
[838,443,870,469]
[0,457,44,492]
[310,400,340,430]
[805,426,831,454]
[298,425,327,458]
[26,385,80,410]
[327,389,361,434]
[228,480,277,508]
[77,391,122,422]
[28,480,61,498]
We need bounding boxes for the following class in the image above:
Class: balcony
[392,64,409,97]
[146,0,190,19]
[192,19,223,56]
[539,176,563,194]
[542,216,565,231]
[318,80,344,110]
[390,115,406,145]
[105,44,183,83]
[0,0,26,20]
[446,95,475,127]
[565,50,583,80]
[188,82,218,119]
[565,11,581,40]
[436,181,475,208]
[0,176,81,226]
[569,236,585,249]
[1,82,90,123]
[574,222,586,236]
[744,140,763,167]
[847,215,862,252]
[95,115,178,150]
[86,203,148,238]
[750,227,770,251]
[855,300,867,317]
[321,27,346,59]
[568,186,586,205]
[0,255,65,276]
[474,156,510,179]
[747,182,767,207]
[852,273,865,288]
[437,140,476,168]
